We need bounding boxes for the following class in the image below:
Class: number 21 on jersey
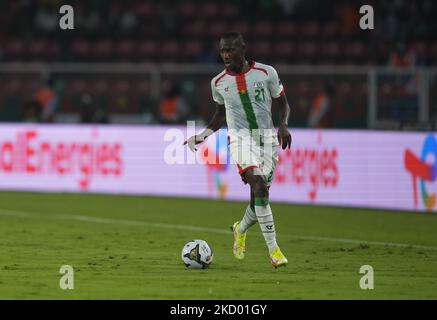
[255,88,265,102]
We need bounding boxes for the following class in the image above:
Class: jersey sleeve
[267,67,284,99]
[211,79,225,105]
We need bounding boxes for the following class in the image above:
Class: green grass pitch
[0,191,436,299]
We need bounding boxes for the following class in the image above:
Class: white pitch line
[0,208,33,218]
[1,208,437,251]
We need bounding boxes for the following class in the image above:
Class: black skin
[184,36,292,204]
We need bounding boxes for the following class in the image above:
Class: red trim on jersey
[214,71,227,87]
[279,88,285,97]
[225,60,255,76]
[236,164,258,185]
[235,73,248,94]
[237,165,258,175]
[252,66,268,75]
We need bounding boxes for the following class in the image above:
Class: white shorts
[228,134,279,186]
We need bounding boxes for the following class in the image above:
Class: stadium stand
[0,0,436,128]
[1,0,436,64]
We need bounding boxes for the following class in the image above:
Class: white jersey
[211,61,284,137]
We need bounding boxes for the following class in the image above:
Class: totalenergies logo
[275,132,339,201]
[0,129,123,190]
[404,133,437,211]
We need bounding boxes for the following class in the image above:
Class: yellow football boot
[231,221,246,260]
[270,247,288,268]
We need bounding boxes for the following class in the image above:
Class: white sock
[238,205,257,233]
[254,199,278,253]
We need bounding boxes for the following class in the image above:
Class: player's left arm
[273,95,291,150]
[268,66,291,150]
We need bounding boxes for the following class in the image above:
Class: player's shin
[238,205,257,233]
[254,197,278,253]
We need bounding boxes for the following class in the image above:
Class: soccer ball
[181,240,213,269]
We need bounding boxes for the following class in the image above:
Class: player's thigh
[260,140,279,187]
[242,167,268,189]
[228,137,261,172]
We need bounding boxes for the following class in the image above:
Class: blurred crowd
[1,0,436,65]
[1,0,437,129]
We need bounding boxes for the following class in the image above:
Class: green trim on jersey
[238,91,259,130]
[236,73,259,130]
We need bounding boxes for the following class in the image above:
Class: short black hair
[220,31,245,43]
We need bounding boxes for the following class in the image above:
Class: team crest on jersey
[253,81,265,88]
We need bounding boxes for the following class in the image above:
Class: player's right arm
[204,102,226,133]
[183,103,226,151]
[184,77,226,152]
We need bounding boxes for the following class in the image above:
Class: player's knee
[252,176,268,198]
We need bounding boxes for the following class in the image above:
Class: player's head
[219,31,246,72]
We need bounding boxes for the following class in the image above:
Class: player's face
[219,38,245,71]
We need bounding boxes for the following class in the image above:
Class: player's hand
[277,125,292,150]
[183,135,206,152]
